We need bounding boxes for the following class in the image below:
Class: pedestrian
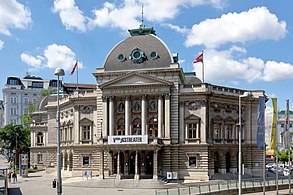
[12,172,17,183]
[7,171,11,183]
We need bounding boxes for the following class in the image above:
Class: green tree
[0,124,30,157]
[276,148,293,163]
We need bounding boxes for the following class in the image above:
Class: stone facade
[30,25,265,180]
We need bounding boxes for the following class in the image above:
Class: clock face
[130,48,146,64]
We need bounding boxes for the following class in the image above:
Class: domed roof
[103,26,174,71]
[184,72,202,85]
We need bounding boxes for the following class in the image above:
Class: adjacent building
[29,24,266,181]
[2,74,95,126]
[2,75,54,126]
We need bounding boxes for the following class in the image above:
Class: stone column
[74,105,80,144]
[109,96,114,136]
[102,96,108,137]
[31,131,35,146]
[164,94,170,138]
[134,151,139,180]
[141,95,147,135]
[158,95,163,138]
[62,150,66,171]
[185,123,188,139]
[196,123,200,138]
[117,152,121,180]
[125,96,130,135]
[67,150,70,171]
[180,102,185,143]
[153,150,158,180]
[99,150,104,179]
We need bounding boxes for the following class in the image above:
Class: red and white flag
[193,53,203,64]
[70,61,78,75]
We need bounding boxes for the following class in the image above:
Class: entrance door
[225,152,231,173]
[146,151,153,175]
[214,152,219,173]
[113,152,124,175]
[129,152,135,175]
[120,152,124,174]
[113,153,117,174]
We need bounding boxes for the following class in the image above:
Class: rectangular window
[82,156,90,166]
[214,124,221,139]
[32,81,44,88]
[10,108,17,115]
[10,119,17,125]
[69,127,73,141]
[37,153,43,163]
[189,156,197,168]
[188,123,197,138]
[10,97,17,104]
[23,108,28,114]
[226,124,233,140]
[82,125,91,140]
[23,97,29,104]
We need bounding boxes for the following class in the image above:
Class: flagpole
[202,50,204,83]
[263,97,266,195]
[276,106,279,195]
[76,60,79,92]
[287,99,291,194]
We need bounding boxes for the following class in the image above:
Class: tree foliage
[0,89,53,156]
[276,148,293,163]
[0,124,30,154]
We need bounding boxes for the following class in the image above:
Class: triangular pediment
[100,72,173,89]
[185,114,201,121]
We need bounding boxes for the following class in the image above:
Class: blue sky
[0,0,292,109]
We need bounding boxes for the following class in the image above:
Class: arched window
[117,118,125,135]
[37,132,44,145]
[132,118,141,135]
[148,117,158,137]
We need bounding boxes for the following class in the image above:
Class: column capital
[109,96,114,101]
[125,95,131,101]
[164,93,170,100]
[102,96,108,102]
[141,94,148,101]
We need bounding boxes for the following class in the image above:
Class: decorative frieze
[188,100,206,110]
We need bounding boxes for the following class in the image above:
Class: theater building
[30,24,265,181]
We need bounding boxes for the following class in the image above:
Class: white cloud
[0,0,31,36]
[51,0,226,32]
[162,23,189,34]
[262,61,293,82]
[20,53,42,69]
[185,7,287,48]
[195,48,293,84]
[86,0,226,31]
[21,44,81,73]
[88,1,140,31]
[44,44,80,71]
[0,40,4,50]
[53,0,87,32]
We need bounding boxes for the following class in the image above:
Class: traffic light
[52,179,56,188]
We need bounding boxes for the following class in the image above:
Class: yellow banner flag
[271,98,277,150]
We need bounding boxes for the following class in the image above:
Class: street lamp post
[238,91,252,195]
[55,68,65,195]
